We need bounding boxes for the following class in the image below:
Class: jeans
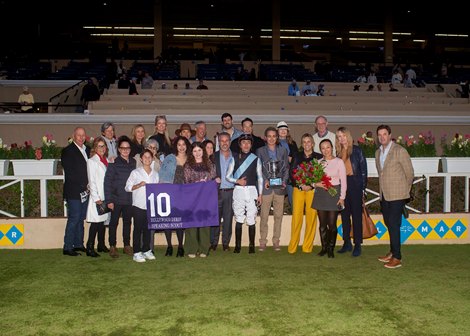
[64,198,88,250]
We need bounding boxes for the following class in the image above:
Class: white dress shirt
[125,167,159,210]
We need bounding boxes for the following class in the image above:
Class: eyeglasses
[119,147,131,150]
[147,146,157,150]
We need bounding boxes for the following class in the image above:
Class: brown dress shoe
[109,246,119,258]
[384,257,402,269]
[378,252,392,263]
[123,245,133,256]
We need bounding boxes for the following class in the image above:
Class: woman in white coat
[86,137,110,257]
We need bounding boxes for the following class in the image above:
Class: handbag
[96,202,111,216]
[349,201,378,239]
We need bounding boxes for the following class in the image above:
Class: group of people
[61,114,414,269]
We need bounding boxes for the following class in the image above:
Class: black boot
[317,223,328,256]
[248,225,256,254]
[233,222,242,254]
[97,222,109,252]
[176,246,184,257]
[337,239,352,254]
[165,246,173,256]
[327,228,337,258]
[86,243,100,257]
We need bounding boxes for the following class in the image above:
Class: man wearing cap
[215,113,243,150]
[256,127,290,252]
[313,115,336,155]
[226,134,263,254]
[211,132,235,251]
[190,121,209,143]
[18,86,34,112]
[230,117,265,153]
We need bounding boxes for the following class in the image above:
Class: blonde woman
[288,133,322,254]
[85,137,110,257]
[336,127,367,257]
[149,115,172,158]
[130,124,146,157]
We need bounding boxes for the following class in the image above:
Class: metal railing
[0,172,469,218]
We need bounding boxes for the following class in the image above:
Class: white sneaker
[188,254,196,258]
[133,252,146,263]
[143,250,156,260]
[199,253,207,258]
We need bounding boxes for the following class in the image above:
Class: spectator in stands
[135,70,144,84]
[316,84,325,96]
[117,73,130,89]
[403,74,414,88]
[190,121,208,143]
[18,86,34,112]
[391,70,402,85]
[456,80,469,98]
[367,72,377,84]
[197,79,208,90]
[141,72,154,89]
[405,66,417,85]
[101,122,118,163]
[173,83,178,90]
[230,117,265,153]
[129,77,139,95]
[313,115,336,155]
[185,82,192,89]
[356,74,367,83]
[80,79,100,110]
[366,84,375,91]
[288,79,300,96]
[353,85,360,91]
[301,80,316,96]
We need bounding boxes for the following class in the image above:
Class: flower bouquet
[292,159,337,196]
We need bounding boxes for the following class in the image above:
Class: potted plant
[357,132,379,176]
[441,133,470,173]
[9,134,62,176]
[0,138,10,176]
[395,131,440,174]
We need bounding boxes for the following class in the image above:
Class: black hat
[238,133,253,144]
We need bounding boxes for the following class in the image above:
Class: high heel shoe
[165,246,173,257]
[176,247,184,257]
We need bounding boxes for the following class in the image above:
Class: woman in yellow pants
[288,133,323,253]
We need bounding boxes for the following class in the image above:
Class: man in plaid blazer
[375,125,414,269]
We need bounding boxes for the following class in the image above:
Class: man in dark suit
[375,125,414,269]
[211,132,235,252]
[256,127,289,252]
[230,117,265,154]
[61,127,90,256]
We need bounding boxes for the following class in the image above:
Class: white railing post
[20,179,25,217]
[466,177,469,213]
[443,175,452,212]
[425,176,430,213]
[40,178,48,217]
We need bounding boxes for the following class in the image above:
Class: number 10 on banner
[147,192,171,217]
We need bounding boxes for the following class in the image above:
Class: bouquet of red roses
[292,159,337,196]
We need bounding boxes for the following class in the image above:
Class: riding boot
[248,225,256,254]
[327,227,337,258]
[233,222,242,254]
[317,223,328,256]
[97,222,109,253]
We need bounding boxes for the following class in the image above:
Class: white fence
[0,173,469,218]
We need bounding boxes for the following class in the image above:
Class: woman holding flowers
[336,127,367,257]
[311,139,347,258]
[288,133,322,254]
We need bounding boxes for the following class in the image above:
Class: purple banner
[145,180,219,230]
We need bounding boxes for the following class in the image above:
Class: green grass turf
[1,245,469,336]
